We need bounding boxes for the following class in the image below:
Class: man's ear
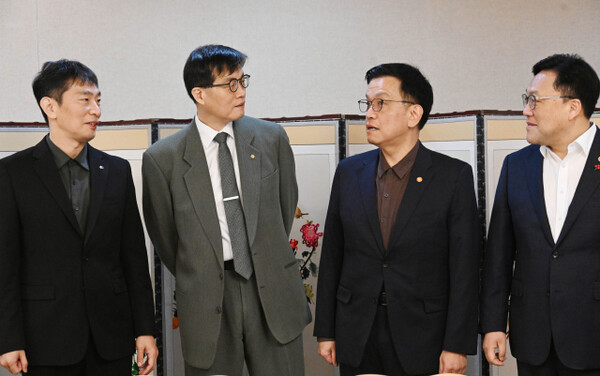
[191,87,205,105]
[40,97,57,121]
[407,104,424,129]
[567,98,583,121]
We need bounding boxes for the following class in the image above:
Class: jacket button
[383,263,388,268]
[372,298,377,304]
[546,290,550,296]
[216,306,222,314]
[219,273,224,280]
[552,251,559,259]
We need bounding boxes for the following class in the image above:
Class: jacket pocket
[22,285,55,300]
[336,285,352,304]
[262,168,279,180]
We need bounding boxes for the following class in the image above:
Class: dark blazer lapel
[358,150,385,256]
[182,122,224,262]
[556,129,600,246]
[234,117,261,246]
[388,143,433,248]
[85,146,108,243]
[32,139,82,236]
[526,147,555,246]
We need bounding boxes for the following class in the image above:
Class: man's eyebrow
[78,89,101,96]
[366,92,390,99]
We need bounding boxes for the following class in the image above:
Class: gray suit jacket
[142,116,311,368]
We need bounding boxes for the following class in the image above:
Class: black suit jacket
[314,144,480,375]
[0,138,155,366]
[481,128,600,369]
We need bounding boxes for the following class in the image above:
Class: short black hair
[32,59,98,124]
[533,54,600,119]
[183,44,247,103]
[365,63,433,130]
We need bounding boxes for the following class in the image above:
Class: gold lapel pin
[597,156,600,162]
[250,154,255,159]
[416,176,423,183]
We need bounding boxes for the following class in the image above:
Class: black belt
[224,260,234,270]
[378,291,387,306]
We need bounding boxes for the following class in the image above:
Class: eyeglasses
[521,93,576,110]
[358,98,415,113]
[205,74,250,92]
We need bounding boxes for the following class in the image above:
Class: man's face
[365,76,415,149]
[47,81,101,145]
[523,70,572,148]
[199,67,246,129]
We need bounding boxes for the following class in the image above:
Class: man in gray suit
[142,44,311,376]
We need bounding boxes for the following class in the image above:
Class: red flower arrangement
[290,209,323,303]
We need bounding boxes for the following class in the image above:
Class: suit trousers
[517,340,600,376]
[26,337,131,376]
[340,304,428,376]
[184,270,304,376]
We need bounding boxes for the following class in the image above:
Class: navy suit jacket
[314,143,480,375]
[0,138,155,365]
[481,127,600,369]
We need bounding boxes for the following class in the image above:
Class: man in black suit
[314,63,480,375]
[0,60,157,375]
[481,54,600,375]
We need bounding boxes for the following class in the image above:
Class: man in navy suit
[0,60,157,375]
[314,63,480,375]
[481,54,600,375]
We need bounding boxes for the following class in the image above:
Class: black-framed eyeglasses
[358,98,415,113]
[205,74,250,92]
[521,93,576,110]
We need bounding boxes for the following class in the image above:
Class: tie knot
[214,132,228,144]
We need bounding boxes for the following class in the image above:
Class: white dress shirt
[541,123,596,242]
[195,115,243,261]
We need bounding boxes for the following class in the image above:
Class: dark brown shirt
[376,142,419,250]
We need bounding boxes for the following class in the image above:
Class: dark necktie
[214,132,253,279]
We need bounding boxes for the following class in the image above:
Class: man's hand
[439,350,467,374]
[317,340,337,366]
[482,331,507,366]
[0,350,28,375]
[135,335,158,375]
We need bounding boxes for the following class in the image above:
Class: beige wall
[1,0,599,123]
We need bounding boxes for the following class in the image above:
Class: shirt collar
[377,141,419,179]
[46,134,89,170]
[195,114,234,149]
[540,122,596,160]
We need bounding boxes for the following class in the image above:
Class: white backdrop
[1,0,599,123]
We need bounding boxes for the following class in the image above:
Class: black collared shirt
[46,135,90,233]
